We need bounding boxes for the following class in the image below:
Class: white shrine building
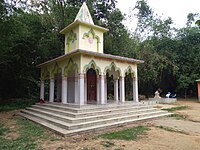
[19,3,172,136]
[37,2,144,105]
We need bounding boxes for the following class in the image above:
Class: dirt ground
[1,99,200,150]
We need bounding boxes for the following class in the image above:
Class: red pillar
[198,81,200,101]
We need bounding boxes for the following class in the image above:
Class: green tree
[132,0,178,96]
[0,0,129,100]
[175,26,200,97]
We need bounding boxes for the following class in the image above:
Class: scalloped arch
[66,30,77,53]
[104,62,122,77]
[124,65,135,78]
[64,58,78,76]
[82,28,100,52]
[83,28,100,43]
[41,67,50,80]
[51,62,62,78]
[83,60,101,75]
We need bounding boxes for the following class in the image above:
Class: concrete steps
[26,107,159,123]
[31,104,154,118]
[38,103,150,113]
[18,102,172,136]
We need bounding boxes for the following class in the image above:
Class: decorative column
[100,75,105,104]
[49,78,54,102]
[120,76,125,103]
[40,80,45,100]
[104,77,107,103]
[62,76,67,104]
[57,76,62,101]
[78,73,85,105]
[84,75,87,104]
[114,79,119,103]
[97,76,100,104]
[133,77,139,102]
[74,76,79,104]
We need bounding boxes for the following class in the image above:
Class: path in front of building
[1,99,200,150]
[40,99,200,150]
[151,99,200,135]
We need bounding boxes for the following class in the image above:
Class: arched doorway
[104,64,121,103]
[55,73,62,102]
[87,68,97,103]
[106,73,114,101]
[125,73,133,101]
[67,67,77,103]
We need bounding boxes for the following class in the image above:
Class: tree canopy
[0,0,200,99]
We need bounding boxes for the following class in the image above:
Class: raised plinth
[18,102,172,136]
[148,98,177,104]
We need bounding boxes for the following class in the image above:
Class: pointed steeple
[60,2,108,54]
[74,2,94,25]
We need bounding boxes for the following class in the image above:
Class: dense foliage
[0,0,199,100]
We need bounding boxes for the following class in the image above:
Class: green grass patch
[98,126,150,141]
[16,117,48,139]
[0,99,36,112]
[0,118,51,150]
[157,125,188,135]
[169,113,186,120]
[0,123,8,136]
[162,106,188,112]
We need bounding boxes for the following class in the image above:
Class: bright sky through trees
[117,0,200,31]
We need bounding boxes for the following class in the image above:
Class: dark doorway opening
[87,68,97,103]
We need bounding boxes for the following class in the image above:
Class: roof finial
[74,2,94,25]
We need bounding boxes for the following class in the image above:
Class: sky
[116,0,200,31]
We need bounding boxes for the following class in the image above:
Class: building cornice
[37,49,144,68]
[60,20,109,34]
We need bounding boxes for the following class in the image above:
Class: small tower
[60,2,108,54]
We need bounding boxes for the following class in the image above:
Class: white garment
[166,93,170,98]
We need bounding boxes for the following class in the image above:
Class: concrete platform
[18,102,172,136]
[145,98,177,104]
